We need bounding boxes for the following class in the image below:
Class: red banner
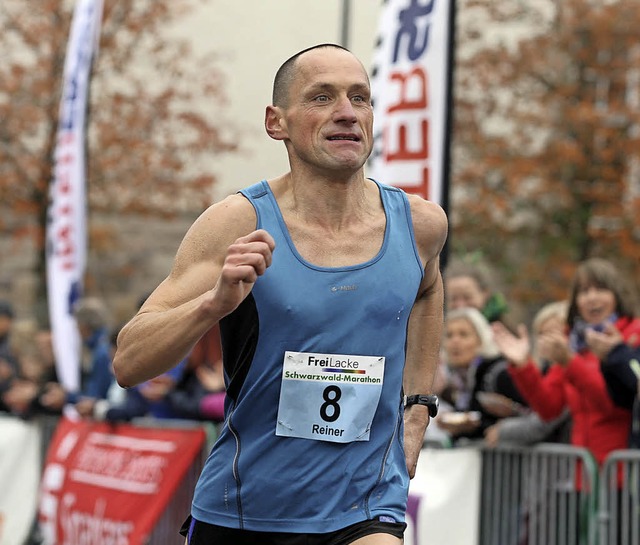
[38,417,205,545]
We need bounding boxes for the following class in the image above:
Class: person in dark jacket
[436,307,527,442]
[586,323,640,448]
[40,297,114,414]
[93,359,186,422]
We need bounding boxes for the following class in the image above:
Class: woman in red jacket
[491,258,640,465]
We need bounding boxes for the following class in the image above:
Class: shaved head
[272,43,357,108]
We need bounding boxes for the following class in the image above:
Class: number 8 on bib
[276,351,385,443]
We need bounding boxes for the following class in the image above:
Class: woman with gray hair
[435,307,527,442]
[446,307,501,359]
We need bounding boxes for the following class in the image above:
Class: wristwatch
[404,394,439,417]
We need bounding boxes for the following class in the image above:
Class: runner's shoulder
[194,193,257,239]
[178,193,258,261]
[406,194,448,242]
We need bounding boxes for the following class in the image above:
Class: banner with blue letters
[368,0,455,208]
[46,0,103,393]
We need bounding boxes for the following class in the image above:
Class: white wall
[178,0,383,199]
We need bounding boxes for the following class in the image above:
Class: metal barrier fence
[480,444,599,545]
[598,450,640,545]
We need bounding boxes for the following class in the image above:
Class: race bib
[276,351,385,443]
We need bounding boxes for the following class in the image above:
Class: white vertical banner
[368,0,455,207]
[46,0,103,393]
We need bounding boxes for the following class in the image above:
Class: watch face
[427,395,439,417]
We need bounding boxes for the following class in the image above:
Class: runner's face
[279,48,373,173]
[444,318,482,368]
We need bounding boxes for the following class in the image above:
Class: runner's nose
[332,96,357,124]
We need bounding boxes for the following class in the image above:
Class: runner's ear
[265,105,288,141]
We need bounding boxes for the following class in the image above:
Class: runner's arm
[113,195,274,388]
[403,197,448,478]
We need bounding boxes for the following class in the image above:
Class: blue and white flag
[46,0,103,393]
[368,0,455,208]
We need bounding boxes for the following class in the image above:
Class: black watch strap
[404,394,439,417]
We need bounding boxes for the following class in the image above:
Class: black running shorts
[180,515,406,545]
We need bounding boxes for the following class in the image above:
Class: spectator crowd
[1,256,639,459]
[429,257,640,458]
[0,296,226,426]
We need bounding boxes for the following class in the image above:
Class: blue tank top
[191,179,423,532]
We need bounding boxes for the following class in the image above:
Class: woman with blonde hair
[483,301,572,447]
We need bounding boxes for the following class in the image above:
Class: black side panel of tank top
[219,293,259,403]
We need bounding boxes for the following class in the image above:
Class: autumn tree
[451,0,640,312]
[0,0,236,318]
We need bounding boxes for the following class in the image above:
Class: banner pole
[440,0,457,271]
[340,0,351,49]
